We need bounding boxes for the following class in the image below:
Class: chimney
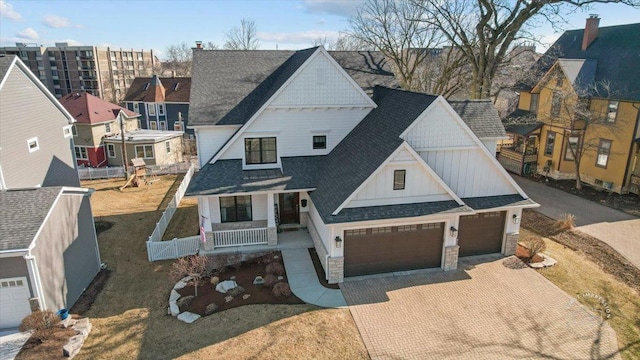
[582,15,600,51]
[195,41,203,50]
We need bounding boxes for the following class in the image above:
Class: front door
[279,193,299,224]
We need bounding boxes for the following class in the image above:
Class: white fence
[146,164,197,261]
[78,162,194,181]
[213,228,269,248]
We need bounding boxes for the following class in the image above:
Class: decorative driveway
[340,255,620,360]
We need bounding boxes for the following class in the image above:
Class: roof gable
[60,92,138,124]
[124,76,192,103]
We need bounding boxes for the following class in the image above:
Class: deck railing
[212,228,269,248]
[498,148,538,175]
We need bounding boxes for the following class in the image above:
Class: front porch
[498,122,543,176]
[200,228,314,255]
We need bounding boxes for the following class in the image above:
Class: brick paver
[341,255,620,360]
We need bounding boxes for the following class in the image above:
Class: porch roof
[323,201,471,224]
[504,121,543,136]
[462,194,537,210]
[186,156,324,196]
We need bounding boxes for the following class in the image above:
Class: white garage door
[0,277,32,329]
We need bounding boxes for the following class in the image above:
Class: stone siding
[327,257,344,284]
[300,212,309,227]
[443,245,460,271]
[503,233,519,256]
[267,227,277,246]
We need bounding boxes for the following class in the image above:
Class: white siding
[420,149,516,197]
[219,108,371,160]
[252,194,268,221]
[209,197,221,223]
[308,199,332,253]
[403,102,476,149]
[197,125,240,166]
[270,52,372,107]
[481,139,498,155]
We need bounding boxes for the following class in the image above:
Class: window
[596,139,612,168]
[158,104,165,116]
[27,137,39,153]
[313,135,326,149]
[220,196,252,222]
[137,119,142,129]
[51,70,58,76]
[544,131,556,157]
[393,170,406,190]
[551,92,561,117]
[564,136,580,161]
[606,100,619,123]
[244,137,277,164]
[530,93,539,113]
[105,122,112,133]
[107,143,116,158]
[159,121,166,131]
[63,125,72,138]
[174,121,183,131]
[133,103,139,113]
[135,145,154,159]
[165,141,171,153]
[147,103,156,116]
[556,76,563,88]
[72,125,78,136]
[74,146,87,159]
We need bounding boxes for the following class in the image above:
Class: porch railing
[213,228,269,248]
[498,148,538,175]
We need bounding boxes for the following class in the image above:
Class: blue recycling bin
[57,308,69,320]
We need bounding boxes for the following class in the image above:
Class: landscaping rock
[225,296,234,303]
[73,318,92,337]
[242,294,251,300]
[210,276,220,285]
[215,280,237,293]
[173,281,188,290]
[169,289,181,302]
[230,276,236,280]
[60,317,77,328]
[274,255,279,259]
[169,301,180,316]
[277,276,284,281]
[63,334,85,358]
[204,303,219,315]
[253,276,264,285]
[181,276,193,283]
[177,312,200,324]
[177,295,194,309]
[228,286,245,297]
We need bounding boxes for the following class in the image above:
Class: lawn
[74,176,367,360]
[519,228,640,360]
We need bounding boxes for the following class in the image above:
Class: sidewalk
[281,248,347,308]
[0,330,29,360]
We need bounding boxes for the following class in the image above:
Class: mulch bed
[69,268,111,315]
[309,248,340,289]
[176,252,303,316]
[522,209,640,293]
[515,243,543,264]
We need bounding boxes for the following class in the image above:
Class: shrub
[19,310,59,341]
[522,236,547,263]
[272,283,291,298]
[555,213,576,231]
[263,274,278,288]
[265,262,285,276]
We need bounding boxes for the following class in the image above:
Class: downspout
[24,253,46,310]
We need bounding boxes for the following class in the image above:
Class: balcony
[498,147,538,176]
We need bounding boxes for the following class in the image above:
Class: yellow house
[511,17,640,195]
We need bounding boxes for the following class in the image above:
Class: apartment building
[0,42,157,102]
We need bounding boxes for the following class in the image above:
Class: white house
[186,47,537,283]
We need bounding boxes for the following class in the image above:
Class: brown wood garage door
[344,223,444,277]
[458,211,506,257]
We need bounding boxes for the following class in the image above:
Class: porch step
[279,223,305,231]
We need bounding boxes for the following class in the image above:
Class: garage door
[0,277,32,329]
[344,223,444,277]
[458,211,506,257]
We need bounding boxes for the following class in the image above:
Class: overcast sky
[1,0,638,59]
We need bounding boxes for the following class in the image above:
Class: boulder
[227,286,245,297]
[73,319,92,337]
[215,280,237,294]
[230,276,236,281]
[169,290,181,302]
[177,312,200,324]
[204,303,219,316]
[242,294,251,300]
[277,276,284,281]
[169,301,180,316]
[62,334,85,358]
[173,281,188,290]
[210,276,220,285]
[60,317,77,329]
[177,295,194,309]
[225,296,234,303]
[253,276,264,285]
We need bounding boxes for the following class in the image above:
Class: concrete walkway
[0,330,29,360]
[281,248,347,308]
[514,176,640,269]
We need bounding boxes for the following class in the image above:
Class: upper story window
[63,125,72,138]
[165,141,171,153]
[27,137,39,153]
[72,125,78,136]
[544,131,556,157]
[147,103,156,116]
[107,143,116,158]
[105,122,112,134]
[606,100,619,123]
[135,145,154,159]
[133,103,139,113]
[74,146,87,159]
[596,139,612,168]
[313,135,326,149]
[555,76,563,88]
[393,170,406,190]
[530,93,539,113]
[158,104,165,116]
[245,137,277,165]
[551,91,561,117]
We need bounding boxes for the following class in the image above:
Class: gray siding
[32,193,99,310]
[0,256,33,296]
[0,65,79,188]
[165,103,192,135]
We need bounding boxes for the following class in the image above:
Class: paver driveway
[341,255,620,360]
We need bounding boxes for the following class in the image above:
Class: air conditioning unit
[603,181,614,190]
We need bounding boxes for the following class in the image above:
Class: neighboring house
[103,130,184,167]
[60,92,140,168]
[123,75,192,135]
[186,46,536,284]
[512,17,640,194]
[0,55,101,329]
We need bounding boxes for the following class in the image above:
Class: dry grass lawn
[162,198,198,240]
[76,176,367,360]
[520,228,640,360]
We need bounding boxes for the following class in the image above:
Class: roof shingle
[60,92,138,124]
[124,76,191,103]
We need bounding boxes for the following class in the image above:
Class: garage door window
[0,279,24,288]
[398,225,418,232]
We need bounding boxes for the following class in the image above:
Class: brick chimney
[582,15,600,51]
[195,41,203,50]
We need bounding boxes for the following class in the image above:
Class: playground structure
[119,158,160,190]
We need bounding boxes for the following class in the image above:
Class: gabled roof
[0,55,14,81]
[124,76,191,103]
[557,59,597,91]
[309,86,439,223]
[0,187,62,251]
[504,121,543,136]
[60,92,138,124]
[189,48,399,126]
[449,100,507,139]
[519,23,640,101]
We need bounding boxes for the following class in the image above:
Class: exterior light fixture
[301,199,308,208]
[449,226,458,237]
[335,236,342,248]
[512,214,521,224]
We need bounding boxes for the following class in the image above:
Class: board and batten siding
[197,125,241,167]
[346,148,453,208]
[219,108,372,161]
[0,65,79,188]
[32,193,100,311]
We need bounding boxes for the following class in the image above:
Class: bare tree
[170,255,208,297]
[164,42,193,76]
[224,18,260,50]
[313,34,371,51]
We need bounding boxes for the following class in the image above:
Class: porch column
[266,193,277,245]
[199,197,212,232]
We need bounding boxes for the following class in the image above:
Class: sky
[1,0,638,59]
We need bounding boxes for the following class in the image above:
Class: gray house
[0,55,101,329]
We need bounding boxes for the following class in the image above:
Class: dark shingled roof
[518,23,640,101]
[0,54,15,81]
[189,48,399,126]
[309,86,439,223]
[462,194,536,210]
[186,156,323,196]
[505,121,543,136]
[124,76,191,103]
[0,187,62,251]
[449,100,507,139]
[323,201,471,224]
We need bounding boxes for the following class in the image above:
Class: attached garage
[458,211,506,257]
[344,223,444,277]
[0,277,32,329]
